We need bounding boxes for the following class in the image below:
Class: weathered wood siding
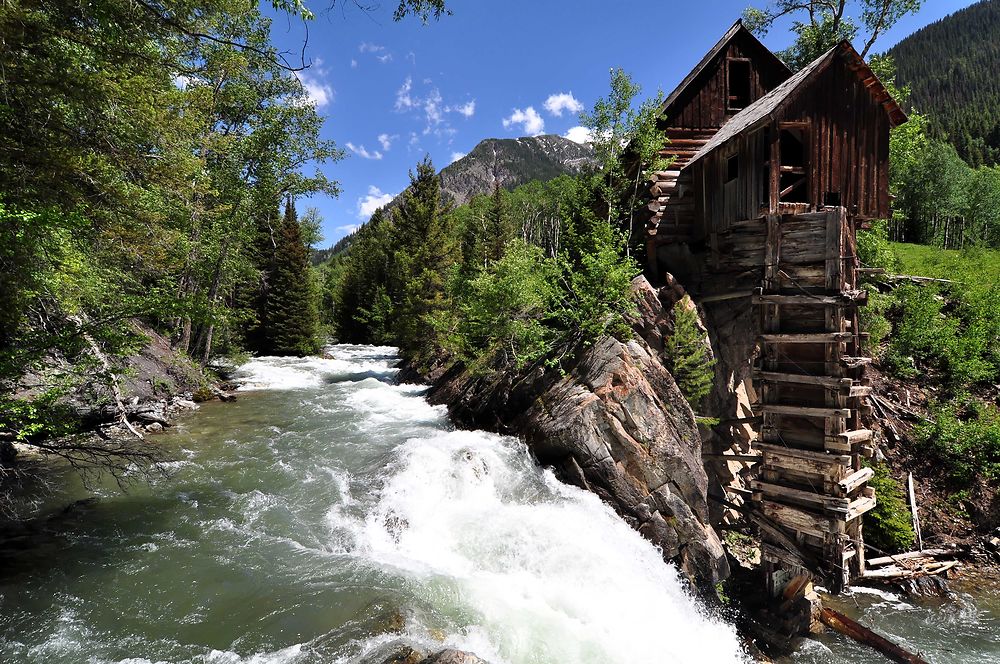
[782,50,892,220]
[695,50,892,235]
[661,32,790,133]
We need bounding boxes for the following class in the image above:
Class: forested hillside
[313,134,594,265]
[890,0,1000,167]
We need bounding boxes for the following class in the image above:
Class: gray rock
[144,422,164,433]
[173,399,198,410]
[419,650,489,664]
[427,275,728,586]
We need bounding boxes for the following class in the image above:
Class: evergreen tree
[334,207,396,343]
[391,156,458,362]
[265,199,321,356]
[664,296,716,408]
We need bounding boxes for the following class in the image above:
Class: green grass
[892,242,1000,290]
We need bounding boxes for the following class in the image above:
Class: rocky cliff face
[436,134,594,207]
[426,277,728,587]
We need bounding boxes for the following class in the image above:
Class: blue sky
[266,0,977,248]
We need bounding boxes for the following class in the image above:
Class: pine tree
[391,156,458,362]
[264,199,321,356]
[664,296,716,408]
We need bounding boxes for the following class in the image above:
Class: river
[0,345,745,663]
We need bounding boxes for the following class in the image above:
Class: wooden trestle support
[751,207,876,595]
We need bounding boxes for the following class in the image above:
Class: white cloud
[357,186,394,219]
[346,142,383,160]
[302,79,334,108]
[173,74,192,90]
[395,76,414,110]
[450,152,466,163]
[448,100,476,118]
[503,107,545,136]
[359,42,385,53]
[564,125,593,144]
[407,51,416,64]
[377,53,393,64]
[544,92,584,117]
[296,59,334,108]
[377,133,398,151]
[336,224,360,234]
[423,88,443,133]
[350,58,358,69]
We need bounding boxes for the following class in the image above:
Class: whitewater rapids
[0,345,745,664]
[235,345,745,663]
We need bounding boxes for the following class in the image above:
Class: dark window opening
[726,155,739,182]
[778,128,809,204]
[728,59,752,111]
[823,191,842,207]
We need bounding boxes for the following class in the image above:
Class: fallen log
[819,607,929,664]
[866,549,953,567]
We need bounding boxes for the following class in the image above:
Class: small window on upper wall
[728,59,752,111]
[726,155,739,182]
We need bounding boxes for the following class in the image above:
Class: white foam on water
[335,428,745,664]
[235,346,398,391]
[241,345,745,663]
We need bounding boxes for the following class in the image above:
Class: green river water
[0,345,996,663]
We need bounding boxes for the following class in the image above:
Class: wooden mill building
[643,22,907,594]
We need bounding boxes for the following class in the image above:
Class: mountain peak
[437,134,594,207]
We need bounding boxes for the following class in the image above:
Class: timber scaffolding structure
[637,22,906,594]
[752,206,875,594]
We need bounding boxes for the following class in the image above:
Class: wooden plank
[762,499,842,537]
[908,473,923,552]
[819,608,930,664]
[753,291,867,306]
[845,495,877,521]
[760,404,850,418]
[753,480,851,511]
[866,548,954,568]
[837,467,874,494]
[753,370,853,390]
[759,332,853,343]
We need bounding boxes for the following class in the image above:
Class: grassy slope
[893,242,1000,286]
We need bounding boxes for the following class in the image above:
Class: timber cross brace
[637,20,905,595]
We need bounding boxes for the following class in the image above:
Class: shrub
[916,399,1000,487]
[864,462,915,554]
[454,241,561,368]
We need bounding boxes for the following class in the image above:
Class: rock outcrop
[376,646,489,664]
[427,276,728,586]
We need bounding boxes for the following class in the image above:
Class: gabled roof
[686,41,908,167]
[658,20,792,118]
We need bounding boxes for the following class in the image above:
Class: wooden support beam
[753,370,854,391]
[753,291,867,306]
[837,467,875,495]
[757,442,851,465]
[760,404,851,418]
[759,332,853,343]
[762,499,843,537]
[703,453,762,463]
[753,480,851,511]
